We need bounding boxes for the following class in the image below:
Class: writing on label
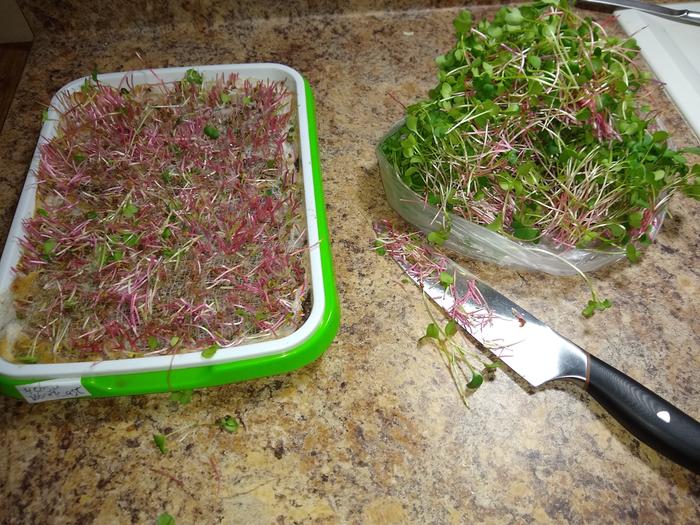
[16,379,91,403]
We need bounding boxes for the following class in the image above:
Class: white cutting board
[616,3,700,140]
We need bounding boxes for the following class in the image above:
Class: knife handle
[585,355,700,474]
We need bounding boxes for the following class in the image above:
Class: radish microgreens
[10,69,308,363]
[381,0,699,269]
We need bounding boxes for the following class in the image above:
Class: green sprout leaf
[201,344,219,359]
[153,434,168,454]
[427,229,449,246]
[122,201,139,219]
[217,415,240,433]
[467,370,484,390]
[184,68,203,86]
[373,239,387,256]
[439,271,454,287]
[203,124,220,139]
[425,323,440,340]
[17,355,39,364]
[42,238,57,257]
[527,55,542,69]
[156,513,176,525]
[406,115,418,133]
[147,336,159,350]
[169,336,180,347]
[453,10,473,35]
[444,319,457,337]
[626,243,640,263]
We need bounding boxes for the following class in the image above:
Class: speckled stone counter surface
[1,1,699,523]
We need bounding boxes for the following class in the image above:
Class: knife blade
[579,0,700,26]
[386,230,700,474]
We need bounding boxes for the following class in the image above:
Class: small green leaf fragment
[73,152,87,163]
[453,10,473,35]
[147,336,159,350]
[683,181,700,200]
[17,355,39,364]
[445,319,457,337]
[527,54,542,69]
[467,370,483,389]
[427,229,449,246]
[440,82,452,99]
[169,336,180,347]
[406,115,418,133]
[217,415,240,433]
[373,239,387,256]
[203,125,220,139]
[36,208,49,217]
[156,513,176,525]
[628,211,643,229]
[201,344,219,359]
[439,271,454,287]
[626,243,640,263]
[122,201,139,219]
[42,238,57,256]
[184,68,203,85]
[425,323,440,340]
[153,434,168,454]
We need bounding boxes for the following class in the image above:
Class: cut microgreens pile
[7,69,308,363]
[374,220,498,404]
[381,0,699,262]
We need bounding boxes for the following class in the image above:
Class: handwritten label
[17,379,91,403]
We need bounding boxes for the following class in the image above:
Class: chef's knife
[391,244,700,474]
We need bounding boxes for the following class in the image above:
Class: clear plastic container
[376,122,665,277]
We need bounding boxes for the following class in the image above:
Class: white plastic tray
[0,63,326,380]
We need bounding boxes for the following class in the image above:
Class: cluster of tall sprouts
[374,220,498,403]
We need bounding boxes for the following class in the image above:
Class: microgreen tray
[0,63,339,402]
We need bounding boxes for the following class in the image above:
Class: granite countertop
[1,1,699,523]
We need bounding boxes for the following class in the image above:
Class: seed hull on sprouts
[2,71,309,363]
